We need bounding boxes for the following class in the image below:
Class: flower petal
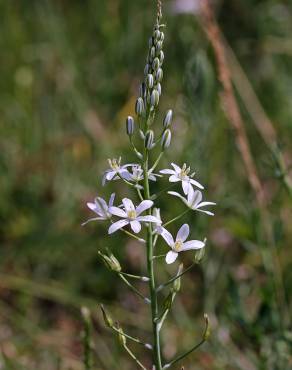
[87,202,101,215]
[122,198,135,212]
[182,180,190,195]
[160,169,176,175]
[119,169,131,181]
[171,163,181,173]
[96,197,108,212]
[160,228,174,247]
[130,220,142,233]
[196,209,215,216]
[168,191,187,203]
[165,251,178,264]
[188,189,202,207]
[196,201,216,208]
[136,200,153,215]
[109,193,116,207]
[109,206,127,218]
[181,240,205,251]
[137,215,161,223]
[108,219,129,234]
[106,170,116,181]
[190,178,204,190]
[176,224,190,242]
[169,175,180,183]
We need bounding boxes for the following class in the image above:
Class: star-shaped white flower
[168,188,216,216]
[102,157,136,185]
[161,224,205,264]
[129,165,159,182]
[82,193,116,226]
[108,198,161,234]
[160,163,204,195]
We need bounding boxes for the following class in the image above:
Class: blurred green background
[0,0,291,369]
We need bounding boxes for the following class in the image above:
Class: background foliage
[0,0,291,369]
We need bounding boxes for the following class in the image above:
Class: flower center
[179,170,189,180]
[127,210,137,220]
[174,240,183,252]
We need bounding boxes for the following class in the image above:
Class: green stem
[163,209,190,228]
[143,150,163,370]
[156,262,196,292]
[123,343,148,370]
[119,227,146,243]
[118,273,150,304]
[149,151,164,173]
[119,271,149,282]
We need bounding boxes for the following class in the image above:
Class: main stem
[143,150,162,370]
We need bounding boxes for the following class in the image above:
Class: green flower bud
[144,130,154,149]
[146,74,154,89]
[156,83,162,96]
[194,247,205,263]
[163,109,173,128]
[173,264,183,293]
[150,46,156,60]
[156,41,163,53]
[159,32,165,42]
[152,57,160,71]
[159,50,164,64]
[99,304,114,328]
[161,129,171,149]
[135,97,145,116]
[203,314,211,340]
[150,89,159,107]
[126,116,135,136]
[155,68,163,82]
[118,327,127,346]
[98,250,121,272]
[154,29,161,42]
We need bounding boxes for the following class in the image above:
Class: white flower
[160,163,204,195]
[82,193,116,226]
[161,224,205,264]
[108,198,161,234]
[130,165,160,182]
[102,157,136,185]
[168,187,216,216]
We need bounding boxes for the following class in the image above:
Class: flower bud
[156,41,163,52]
[152,57,160,71]
[144,130,154,149]
[99,304,114,328]
[150,89,159,107]
[144,64,150,77]
[150,46,156,60]
[159,50,164,64]
[203,314,211,340]
[146,74,154,89]
[126,116,134,136]
[163,110,173,128]
[163,292,174,310]
[155,68,163,82]
[156,83,162,96]
[118,327,127,346]
[98,250,121,272]
[194,247,205,263]
[159,32,165,42]
[173,264,183,293]
[161,129,171,149]
[135,97,145,116]
[154,29,161,41]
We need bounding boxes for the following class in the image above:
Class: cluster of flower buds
[135,24,165,117]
